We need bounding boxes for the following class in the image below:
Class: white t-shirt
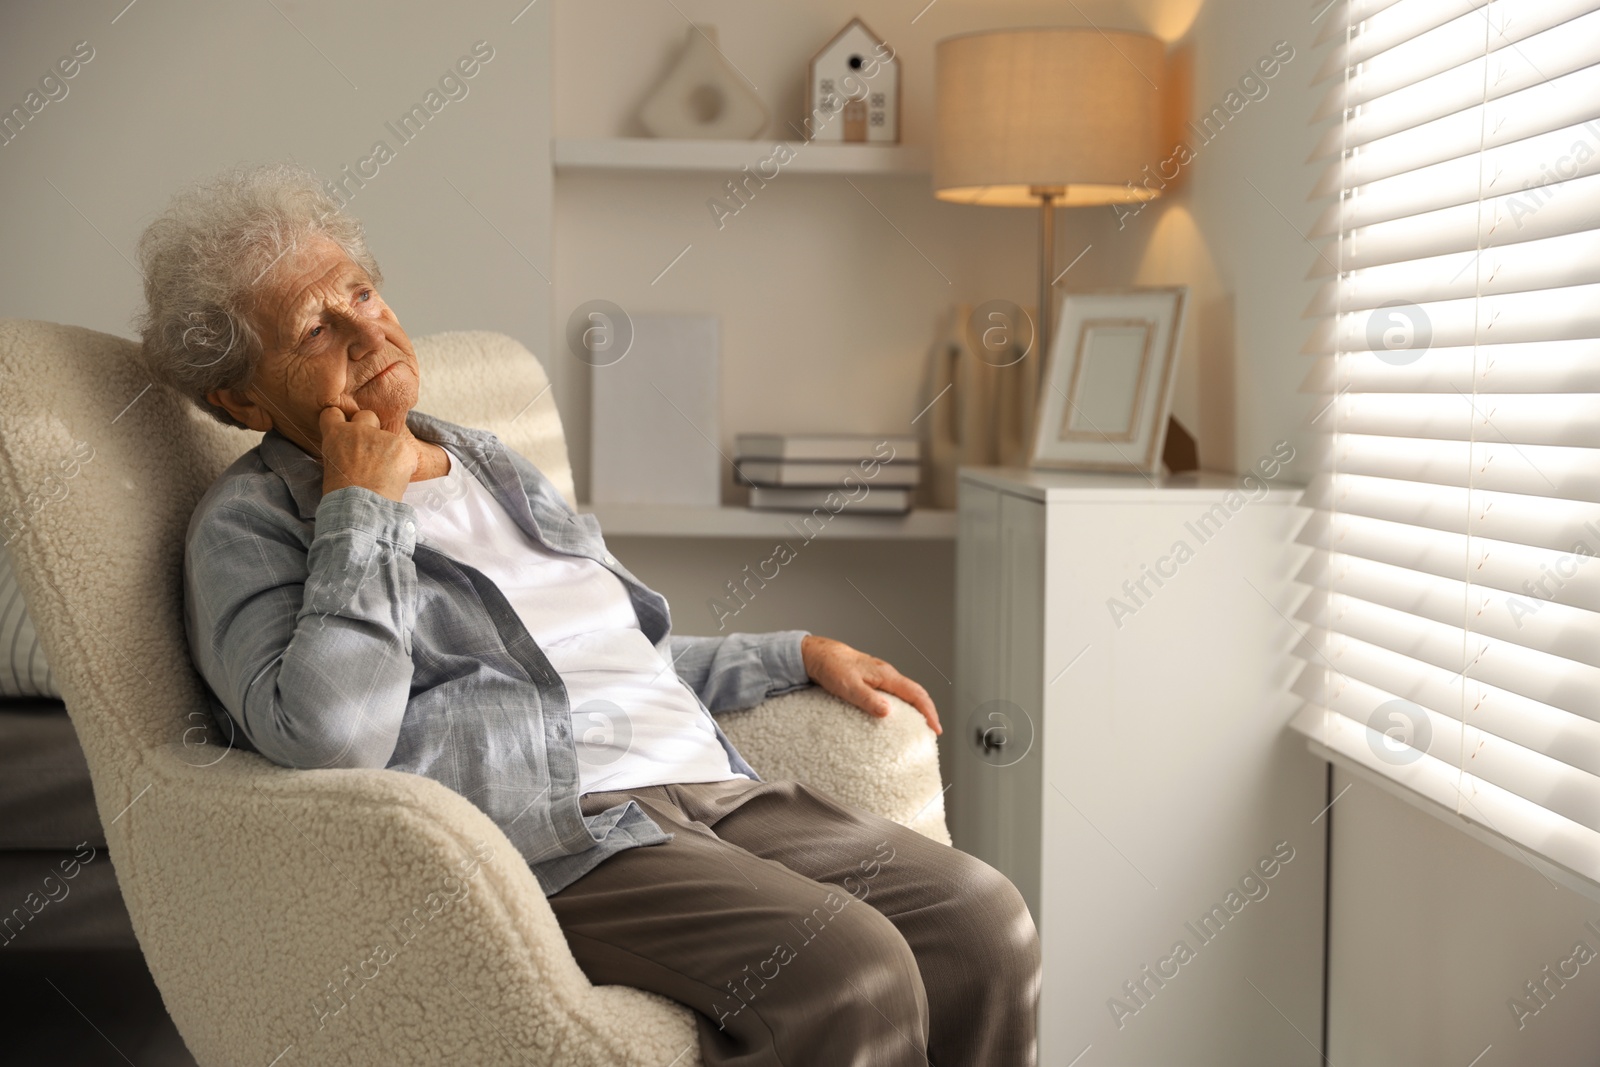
[401,447,744,794]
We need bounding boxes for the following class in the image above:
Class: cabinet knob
[966,700,1034,767]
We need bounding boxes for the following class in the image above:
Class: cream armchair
[0,321,949,1067]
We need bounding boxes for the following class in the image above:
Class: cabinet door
[1038,499,1322,1067]
[995,490,1045,918]
[952,479,1002,859]
[953,482,1044,917]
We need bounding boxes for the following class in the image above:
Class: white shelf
[579,503,956,540]
[959,466,1307,505]
[553,137,930,176]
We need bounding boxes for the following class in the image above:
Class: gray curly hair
[134,162,383,427]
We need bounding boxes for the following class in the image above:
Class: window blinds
[1291,0,1600,887]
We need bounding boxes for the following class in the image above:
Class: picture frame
[1027,287,1189,474]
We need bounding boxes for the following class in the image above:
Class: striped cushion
[0,543,57,698]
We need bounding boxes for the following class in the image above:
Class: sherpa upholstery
[0,321,949,1067]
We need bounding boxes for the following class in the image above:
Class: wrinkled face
[211,236,419,454]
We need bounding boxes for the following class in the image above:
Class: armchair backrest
[412,330,575,506]
[0,320,568,809]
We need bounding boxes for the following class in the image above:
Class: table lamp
[934,28,1165,372]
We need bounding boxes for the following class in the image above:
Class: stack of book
[734,433,921,514]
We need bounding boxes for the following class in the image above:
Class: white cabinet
[954,467,1324,1066]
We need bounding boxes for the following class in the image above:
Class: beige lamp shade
[934,28,1164,207]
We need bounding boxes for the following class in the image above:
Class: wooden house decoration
[806,17,900,143]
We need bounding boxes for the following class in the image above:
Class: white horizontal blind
[1292,0,1600,886]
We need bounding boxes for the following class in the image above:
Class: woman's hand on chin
[800,634,941,735]
[318,405,420,503]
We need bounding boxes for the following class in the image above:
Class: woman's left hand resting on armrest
[799,634,941,736]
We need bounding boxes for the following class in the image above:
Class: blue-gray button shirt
[183,410,812,895]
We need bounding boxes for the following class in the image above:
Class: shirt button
[403,521,415,532]
[603,553,616,564]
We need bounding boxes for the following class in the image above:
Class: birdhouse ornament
[806,18,899,143]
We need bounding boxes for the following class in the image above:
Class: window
[1292,0,1600,888]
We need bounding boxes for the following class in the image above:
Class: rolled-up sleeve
[185,486,419,770]
[669,629,812,714]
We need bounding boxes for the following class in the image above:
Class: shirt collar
[258,409,504,521]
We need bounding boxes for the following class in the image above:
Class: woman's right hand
[318,405,419,502]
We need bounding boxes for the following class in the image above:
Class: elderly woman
[137,164,1038,1067]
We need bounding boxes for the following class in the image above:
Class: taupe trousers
[550,777,1041,1066]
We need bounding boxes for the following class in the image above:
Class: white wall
[1329,769,1600,1066]
[0,0,552,373]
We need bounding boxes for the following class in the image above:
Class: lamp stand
[1034,188,1061,387]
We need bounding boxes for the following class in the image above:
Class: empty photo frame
[1028,287,1188,474]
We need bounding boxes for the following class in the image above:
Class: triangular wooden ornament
[639,25,768,140]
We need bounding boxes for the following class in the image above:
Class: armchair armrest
[118,744,699,1067]
[718,687,951,846]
